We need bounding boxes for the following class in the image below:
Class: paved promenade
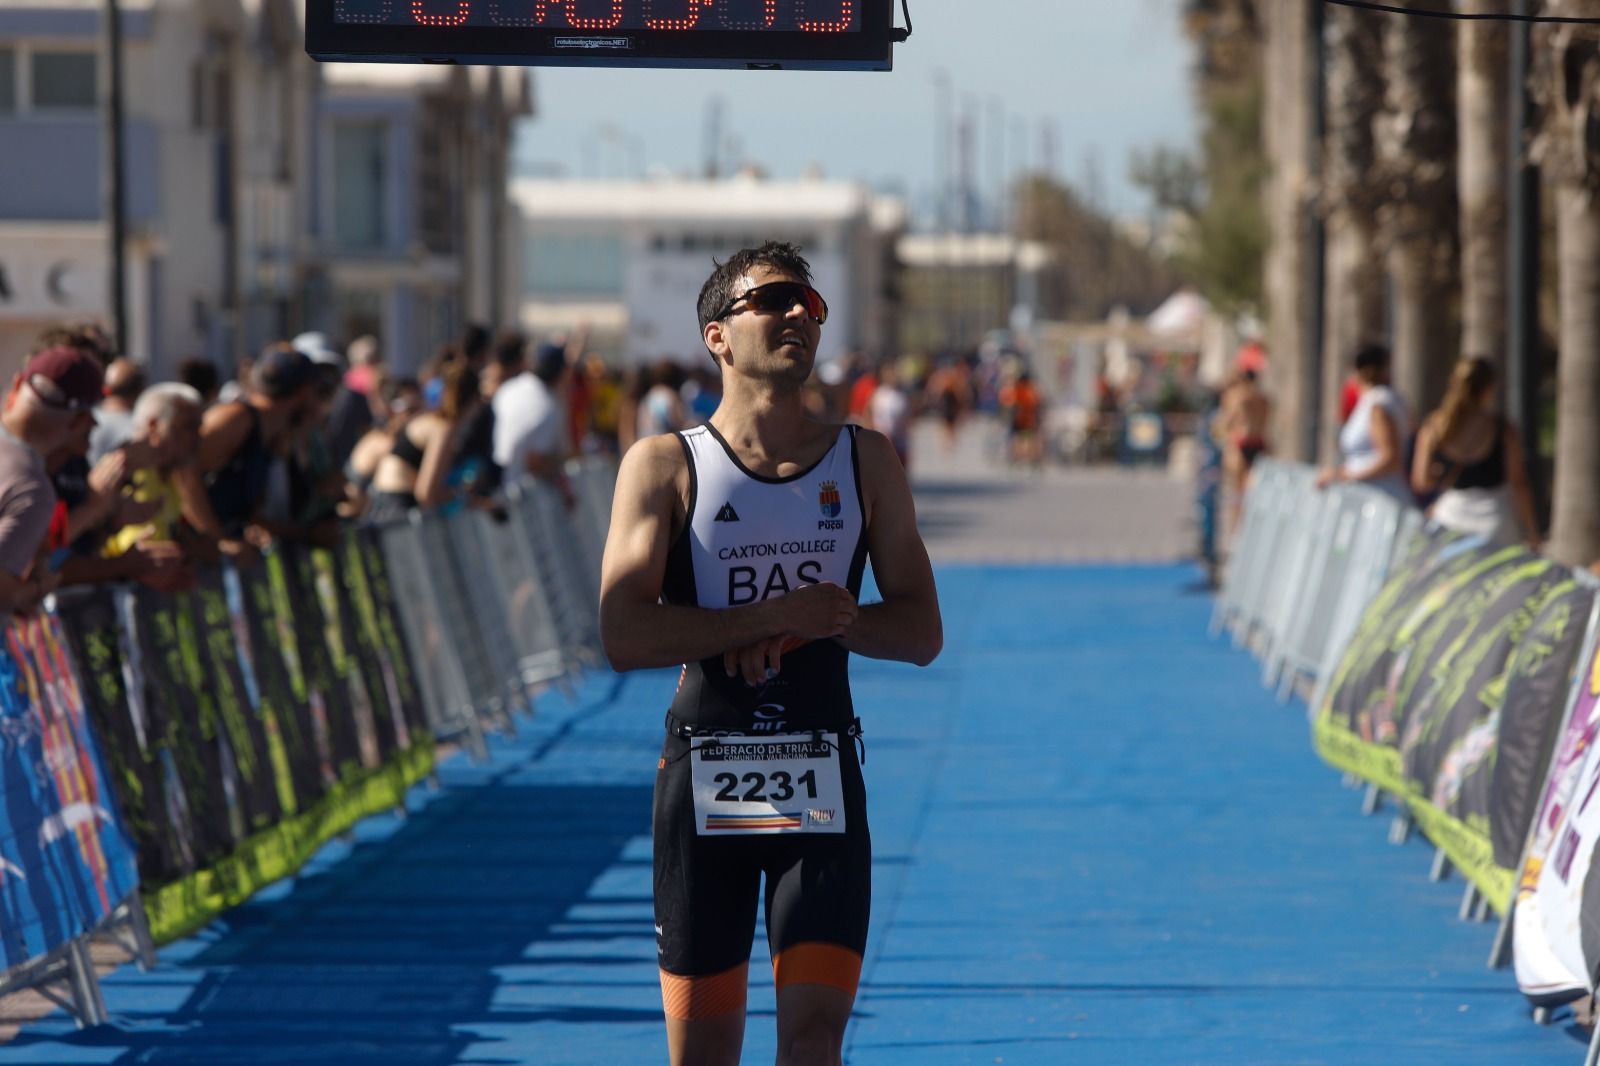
[5,436,1588,1063]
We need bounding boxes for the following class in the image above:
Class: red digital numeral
[796,0,852,32]
[412,0,471,25]
[645,0,710,30]
[719,0,775,29]
[559,0,624,28]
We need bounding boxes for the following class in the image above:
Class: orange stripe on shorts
[659,962,749,1020]
[771,942,863,996]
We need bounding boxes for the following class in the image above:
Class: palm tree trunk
[1319,4,1385,461]
[1532,0,1600,565]
[1376,0,1458,419]
[1547,186,1600,564]
[1457,1,1509,362]
[1261,0,1314,460]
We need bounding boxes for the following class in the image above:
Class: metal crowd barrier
[1213,458,1417,703]
[370,466,612,758]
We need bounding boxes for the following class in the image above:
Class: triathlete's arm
[834,428,942,666]
[599,434,857,672]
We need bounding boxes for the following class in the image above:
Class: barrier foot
[1533,1005,1554,1026]
[1584,1009,1600,1066]
[1458,883,1481,922]
[1487,906,1514,969]
[66,937,107,1028]
[1429,848,1452,882]
[1361,784,1383,816]
[1387,812,1413,845]
[1341,772,1360,789]
[125,894,157,971]
[1472,893,1492,923]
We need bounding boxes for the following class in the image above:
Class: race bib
[690,733,846,835]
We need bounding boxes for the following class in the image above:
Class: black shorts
[652,730,872,995]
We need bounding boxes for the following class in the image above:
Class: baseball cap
[253,346,316,398]
[22,345,105,411]
[291,331,345,368]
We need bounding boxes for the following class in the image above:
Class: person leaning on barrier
[0,346,105,613]
[362,360,482,523]
[175,344,320,566]
[1410,357,1542,552]
[342,376,421,518]
[600,241,942,1066]
[97,383,205,592]
[1315,343,1413,505]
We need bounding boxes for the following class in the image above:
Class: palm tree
[1261,0,1316,459]
[1457,0,1510,364]
[1532,0,1600,566]
[1374,0,1458,420]
[1319,3,1387,461]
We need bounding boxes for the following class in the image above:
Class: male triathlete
[600,241,942,1066]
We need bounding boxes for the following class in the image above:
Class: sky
[511,0,1197,225]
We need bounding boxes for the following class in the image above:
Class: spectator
[1411,357,1542,550]
[582,355,622,455]
[218,352,255,405]
[262,340,347,546]
[177,358,222,407]
[295,331,370,471]
[177,344,318,560]
[345,377,421,515]
[88,357,147,464]
[494,340,572,500]
[868,360,912,468]
[364,360,480,522]
[1219,368,1272,535]
[0,346,104,612]
[100,384,203,591]
[1000,367,1044,468]
[636,359,686,439]
[1317,344,1412,504]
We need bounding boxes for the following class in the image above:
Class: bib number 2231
[690,733,846,835]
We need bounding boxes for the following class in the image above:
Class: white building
[0,1,525,377]
[511,174,905,368]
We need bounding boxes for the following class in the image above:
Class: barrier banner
[1491,584,1596,870]
[1397,556,1572,910]
[55,590,188,885]
[1515,627,1600,1005]
[1313,532,1514,792]
[0,611,139,969]
[238,561,325,810]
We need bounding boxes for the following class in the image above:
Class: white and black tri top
[663,422,869,734]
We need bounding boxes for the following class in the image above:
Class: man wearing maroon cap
[0,346,103,612]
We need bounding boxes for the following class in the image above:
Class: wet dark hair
[695,241,814,340]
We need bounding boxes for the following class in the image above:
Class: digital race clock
[305,0,900,71]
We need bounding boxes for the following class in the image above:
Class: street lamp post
[100,0,128,356]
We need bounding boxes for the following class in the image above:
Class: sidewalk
[5,563,1588,1064]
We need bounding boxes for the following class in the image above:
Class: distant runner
[600,241,943,1065]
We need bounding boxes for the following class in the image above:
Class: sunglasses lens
[749,283,827,323]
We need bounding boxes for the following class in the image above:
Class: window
[332,121,389,251]
[30,51,96,111]
[0,49,15,115]
[525,235,624,297]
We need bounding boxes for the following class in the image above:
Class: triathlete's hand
[778,581,858,641]
[725,635,790,687]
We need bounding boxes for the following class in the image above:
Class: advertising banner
[0,611,139,969]
[1515,624,1600,1006]
[1314,533,1517,791]
[1397,557,1572,911]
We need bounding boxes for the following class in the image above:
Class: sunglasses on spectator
[715,281,829,325]
[26,375,91,413]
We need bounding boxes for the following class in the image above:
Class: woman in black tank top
[1411,357,1541,550]
[362,362,480,523]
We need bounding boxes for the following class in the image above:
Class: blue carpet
[5,564,1588,1063]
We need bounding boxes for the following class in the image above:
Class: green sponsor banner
[142,736,434,944]
[1312,709,1407,795]
[1406,796,1514,915]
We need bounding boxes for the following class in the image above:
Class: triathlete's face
[711,265,822,385]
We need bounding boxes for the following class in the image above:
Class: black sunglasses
[714,281,829,325]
